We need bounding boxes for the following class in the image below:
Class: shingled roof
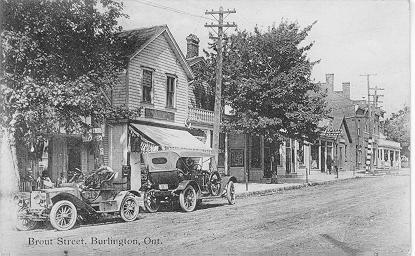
[115,25,194,80]
[116,25,166,58]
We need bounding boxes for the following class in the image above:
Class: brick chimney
[186,34,200,59]
[325,74,334,92]
[342,82,351,99]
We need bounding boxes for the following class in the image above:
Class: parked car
[14,166,142,231]
[141,150,237,212]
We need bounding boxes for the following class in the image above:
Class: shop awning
[130,123,212,152]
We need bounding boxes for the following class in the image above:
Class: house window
[311,144,319,169]
[142,69,153,103]
[345,145,347,161]
[166,76,175,108]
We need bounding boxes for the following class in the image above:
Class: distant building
[316,74,384,172]
[376,133,401,169]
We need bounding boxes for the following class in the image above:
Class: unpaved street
[4,174,410,255]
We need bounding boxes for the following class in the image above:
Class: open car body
[14,168,142,231]
[141,150,237,212]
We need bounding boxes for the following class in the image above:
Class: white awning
[130,123,212,152]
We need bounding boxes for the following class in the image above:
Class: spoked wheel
[144,190,160,213]
[226,181,236,205]
[16,208,38,231]
[179,185,197,212]
[49,200,77,231]
[209,172,221,196]
[120,194,140,222]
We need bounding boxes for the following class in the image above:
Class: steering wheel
[177,169,187,177]
[192,164,202,171]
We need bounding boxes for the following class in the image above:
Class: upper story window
[142,69,153,103]
[166,76,176,108]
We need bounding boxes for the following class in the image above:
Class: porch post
[224,132,228,175]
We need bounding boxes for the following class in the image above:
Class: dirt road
[3,174,410,255]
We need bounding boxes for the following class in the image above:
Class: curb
[235,176,361,199]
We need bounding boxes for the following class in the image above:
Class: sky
[118,0,410,116]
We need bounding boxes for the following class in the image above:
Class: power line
[132,0,215,21]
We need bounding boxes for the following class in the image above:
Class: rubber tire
[226,181,236,205]
[120,194,140,222]
[179,185,197,212]
[209,172,221,196]
[49,200,77,231]
[16,209,39,231]
[144,190,160,213]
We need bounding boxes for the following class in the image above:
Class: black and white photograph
[0,0,411,255]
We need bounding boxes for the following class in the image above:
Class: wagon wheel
[16,208,38,231]
[179,185,197,212]
[49,200,77,231]
[120,194,139,222]
[144,190,160,213]
[226,181,236,205]
[209,171,221,196]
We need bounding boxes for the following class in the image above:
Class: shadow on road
[320,234,361,256]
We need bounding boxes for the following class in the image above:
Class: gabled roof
[116,25,194,80]
[320,116,352,143]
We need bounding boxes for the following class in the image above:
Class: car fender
[220,176,237,193]
[51,192,96,215]
[113,191,143,211]
[173,180,201,197]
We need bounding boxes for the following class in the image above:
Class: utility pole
[371,86,384,109]
[205,7,236,172]
[360,74,377,174]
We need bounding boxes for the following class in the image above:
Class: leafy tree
[1,0,139,168]
[384,106,410,157]
[195,21,327,142]
[191,60,215,110]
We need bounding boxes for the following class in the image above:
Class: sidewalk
[234,171,366,197]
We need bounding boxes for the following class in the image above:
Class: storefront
[376,134,401,169]
[227,134,310,182]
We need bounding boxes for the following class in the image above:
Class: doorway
[320,144,326,173]
[67,137,82,179]
[285,139,292,174]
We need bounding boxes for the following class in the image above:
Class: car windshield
[176,157,211,172]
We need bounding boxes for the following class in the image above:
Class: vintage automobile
[14,166,142,231]
[141,150,237,212]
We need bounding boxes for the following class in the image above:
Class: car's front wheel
[179,185,197,212]
[16,205,39,231]
[49,200,77,231]
[16,212,38,231]
[120,194,139,222]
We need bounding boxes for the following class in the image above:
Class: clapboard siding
[112,72,127,106]
[127,32,189,126]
